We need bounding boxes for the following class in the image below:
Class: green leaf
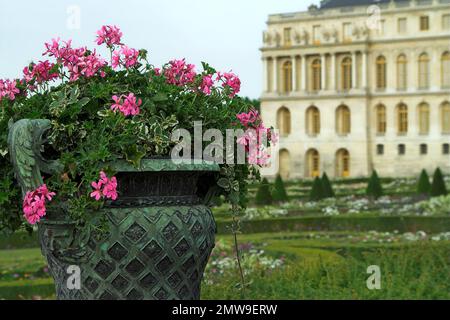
[123,144,146,168]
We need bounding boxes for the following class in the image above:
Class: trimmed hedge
[217,216,450,234]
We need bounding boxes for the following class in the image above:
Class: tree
[321,173,335,198]
[431,168,448,197]
[309,177,324,201]
[417,169,431,196]
[366,170,383,199]
[255,178,273,205]
[272,174,289,203]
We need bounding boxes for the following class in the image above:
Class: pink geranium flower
[22,184,56,225]
[112,45,139,69]
[90,171,118,201]
[110,93,142,116]
[22,60,59,85]
[0,79,20,101]
[200,74,214,95]
[96,25,122,47]
[217,72,241,97]
[43,38,106,82]
[163,59,197,86]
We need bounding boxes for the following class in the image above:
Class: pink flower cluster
[23,60,59,85]
[217,72,241,97]
[164,59,197,86]
[236,109,277,166]
[90,171,118,201]
[22,184,56,225]
[43,38,106,81]
[112,45,139,69]
[0,79,20,101]
[200,74,214,95]
[111,93,142,116]
[96,25,123,47]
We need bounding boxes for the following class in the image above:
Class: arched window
[336,105,351,135]
[282,61,293,93]
[277,107,291,137]
[341,57,352,90]
[397,104,408,134]
[306,106,321,135]
[418,53,430,89]
[306,149,320,178]
[376,104,387,134]
[441,102,450,133]
[311,59,322,91]
[279,149,291,180]
[418,103,430,135]
[397,54,407,90]
[336,149,350,178]
[442,52,450,88]
[376,56,387,89]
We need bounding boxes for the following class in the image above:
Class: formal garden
[0,169,449,300]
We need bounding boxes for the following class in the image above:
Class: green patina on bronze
[8,119,218,300]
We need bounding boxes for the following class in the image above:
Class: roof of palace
[320,0,403,9]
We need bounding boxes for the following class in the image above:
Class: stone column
[362,51,368,89]
[262,57,268,92]
[352,51,357,89]
[409,51,416,91]
[292,56,297,92]
[321,54,326,90]
[331,53,336,91]
[301,55,307,91]
[273,56,278,93]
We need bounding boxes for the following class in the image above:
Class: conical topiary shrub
[431,168,448,197]
[309,177,324,202]
[417,169,431,196]
[366,170,383,199]
[255,178,273,205]
[321,173,335,198]
[272,174,289,203]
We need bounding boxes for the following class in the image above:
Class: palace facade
[260,0,450,179]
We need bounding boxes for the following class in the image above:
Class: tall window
[397,54,408,90]
[376,56,387,89]
[398,144,406,155]
[282,61,293,93]
[341,57,352,90]
[306,106,321,135]
[311,59,322,91]
[343,23,352,42]
[336,149,350,178]
[376,104,387,134]
[418,53,430,89]
[442,52,450,88]
[443,14,450,30]
[306,149,320,178]
[397,104,408,134]
[420,16,429,31]
[277,107,291,137]
[398,18,407,34]
[313,25,321,44]
[336,105,351,135]
[420,144,428,155]
[443,144,450,155]
[418,103,430,135]
[441,102,450,134]
[283,28,292,47]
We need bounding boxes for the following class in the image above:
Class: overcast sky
[0,0,321,98]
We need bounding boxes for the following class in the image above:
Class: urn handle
[7,119,63,196]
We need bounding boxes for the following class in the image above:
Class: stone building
[260,0,450,179]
